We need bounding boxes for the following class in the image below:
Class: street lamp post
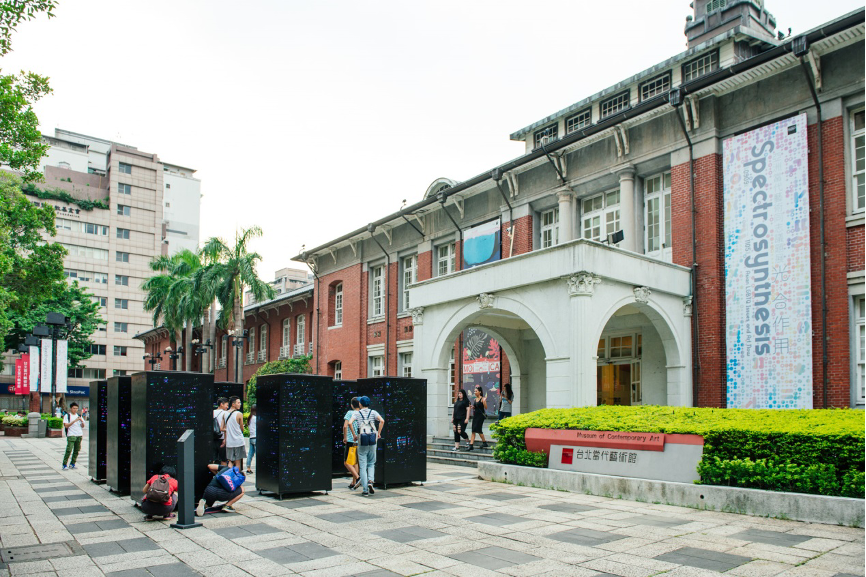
[143,353,162,370]
[192,339,213,373]
[229,330,248,384]
[165,346,183,371]
[35,312,70,418]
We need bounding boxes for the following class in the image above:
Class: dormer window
[683,50,718,82]
[705,0,726,13]
[600,91,630,118]
[534,124,558,149]
[566,110,591,134]
[640,74,671,101]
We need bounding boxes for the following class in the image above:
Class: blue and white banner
[462,218,501,270]
[723,113,812,409]
[29,345,39,392]
[40,339,52,393]
[56,340,68,394]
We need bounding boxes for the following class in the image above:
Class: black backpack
[213,411,223,440]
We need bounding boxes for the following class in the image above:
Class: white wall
[163,170,201,255]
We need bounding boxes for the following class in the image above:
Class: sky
[4,0,862,278]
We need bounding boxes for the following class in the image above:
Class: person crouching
[141,466,179,520]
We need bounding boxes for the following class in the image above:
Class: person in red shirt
[141,465,179,520]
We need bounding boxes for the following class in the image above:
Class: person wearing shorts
[196,463,244,515]
[342,397,361,489]
[224,396,247,470]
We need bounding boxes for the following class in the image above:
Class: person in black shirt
[452,389,470,451]
[196,463,244,516]
[468,385,489,451]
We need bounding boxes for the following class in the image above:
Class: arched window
[334,283,343,326]
[281,318,291,358]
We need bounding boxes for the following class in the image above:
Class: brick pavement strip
[0,437,864,577]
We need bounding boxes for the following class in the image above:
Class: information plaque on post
[130,371,215,502]
[256,373,333,498]
[88,379,108,483]
[170,429,202,530]
[106,375,132,495]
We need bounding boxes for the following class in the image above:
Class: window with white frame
[683,51,718,82]
[399,352,413,377]
[296,315,306,351]
[113,346,128,356]
[370,355,384,377]
[402,255,416,311]
[117,204,131,216]
[582,190,621,242]
[851,109,864,212]
[334,361,342,380]
[640,74,671,101]
[437,242,456,276]
[259,325,267,361]
[118,183,131,195]
[566,110,591,134]
[541,208,560,249]
[247,327,255,362]
[645,172,672,258]
[221,337,227,364]
[534,124,558,148]
[334,283,343,326]
[282,318,291,356]
[601,91,629,118]
[856,295,865,403]
[371,266,384,317]
[118,162,132,174]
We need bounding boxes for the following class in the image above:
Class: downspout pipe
[492,169,515,257]
[438,191,464,257]
[301,252,321,375]
[671,88,701,408]
[796,41,829,408]
[367,225,391,375]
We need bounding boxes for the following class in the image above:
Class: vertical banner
[20,354,29,395]
[14,358,23,395]
[40,339,53,393]
[462,218,501,269]
[723,113,812,409]
[56,339,68,394]
[29,345,39,393]
[462,328,501,417]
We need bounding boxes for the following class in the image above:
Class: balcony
[257,350,266,362]
[293,343,305,357]
[308,342,313,355]
[279,345,291,359]
[218,359,226,368]
[245,352,255,364]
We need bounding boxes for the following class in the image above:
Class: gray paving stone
[62,522,100,534]
[316,511,381,523]
[33,485,77,493]
[353,571,402,577]
[53,505,108,516]
[96,520,131,531]
[42,494,90,503]
[272,498,327,509]
[421,483,462,492]
[104,570,151,577]
[256,547,309,565]
[549,527,628,546]
[477,491,527,501]
[83,542,125,557]
[474,546,540,564]
[655,546,752,572]
[465,512,527,526]
[731,528,812,547]
[629,515,688,528]
[449,550,514,570]
[538,503,598,514]
[212,523,281,540]
[375,527,446,543]
[144,563,200,577]
[288,542,337,560]
[119,539,160,554]
[83,538,159,558]
[401,500,458,512]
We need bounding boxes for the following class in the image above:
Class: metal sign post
[170,429,202,529]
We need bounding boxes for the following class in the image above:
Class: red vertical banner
[20,354,30,395]
[14,358,23,395]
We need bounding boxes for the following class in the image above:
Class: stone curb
[478,461,865,527]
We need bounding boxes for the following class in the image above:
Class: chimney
[684,0,777,49]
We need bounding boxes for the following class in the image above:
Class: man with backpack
[213,397,229,465]
[348,396,385,497]
[222,396,246,470]
[62,402,84,470]
[141,466,179,520]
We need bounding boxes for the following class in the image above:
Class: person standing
[348,396,384,497]
[141,465,179,520]
[246,404,257,474]
[62,402,84,469]
[223,396,246,471]
[498,383,514,421]
[213,398,229,465]
[452,389,470,451]
[342,397,361,489]
[468,385,489,451]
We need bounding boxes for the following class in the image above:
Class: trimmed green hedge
[44,417,63,429]
[1,415,27,427]
[490,406,865,498]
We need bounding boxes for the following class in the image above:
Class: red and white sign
[526,428,679,453]
[20,354,30,395]
[14,358,23,395]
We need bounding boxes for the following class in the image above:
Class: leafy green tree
[6,280,101,369]
[0,1,57,56]
[200,227,274,382]
[245,356,312,406]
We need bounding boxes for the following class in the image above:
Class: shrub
[1,415,27,427]
[490,406,865,498]
[246,356,312,406]
[44,417,62,429]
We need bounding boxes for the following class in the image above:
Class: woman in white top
[246,404,256,474]
[223,396,247,470]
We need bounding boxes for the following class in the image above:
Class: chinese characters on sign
[562,447,638,465]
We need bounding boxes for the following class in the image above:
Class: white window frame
[399,352,413,378]
[856,295,865,404]
[117,204,131,216]
[582,190,621,242]
[296,315,306,352]
[541,208,560,249]
[371,265,385,317]
[534,124,558,148]
[114,322,127,333]
[370,355,384,377]
[117,228,130,239]
[850,108,865,213]
[118,162,132,174]
[437,242,456,277]
[113,346,127,357]
[118,183,131,195]
[334,360,342,380]
[402,255,417,311]
[259,325,267,362]
[221,338,227,366]
[281,318,291,358]
[334,283,343,326]
[640,74,671,101]
[601,91,629,118]
[683,50,718,82]
[644,172,672,261]
[566,110,591,134]
[247,327,255,362]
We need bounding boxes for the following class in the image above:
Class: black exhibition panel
[213,382,244,407]
[256,373,333,498]
[88,380,108,482]
[331,377,427,487]
[130,371,215,502]
[106,375,132,495]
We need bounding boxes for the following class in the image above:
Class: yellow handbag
[346,446,357,466]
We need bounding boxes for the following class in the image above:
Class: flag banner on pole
[723,113,812,409]
[14,358,23,395]
[56,340,68,394]
[29,345,39,392]
[40,339,53,393]
[20,354,30,395]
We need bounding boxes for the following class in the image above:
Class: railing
[293,343,305,356]
[246,352,254,363]
[218,359,226,368]
[279,345,290,359]
[257,350,266,362]
[308,341,313,355]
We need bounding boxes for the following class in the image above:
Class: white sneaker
[195,499,205,517]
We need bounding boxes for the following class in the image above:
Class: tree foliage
[0,71,52,182]
[245,356,312,406]
[0,0,57,57]
[142,249,208,338]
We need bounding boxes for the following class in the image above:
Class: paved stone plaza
[0,437,862,577]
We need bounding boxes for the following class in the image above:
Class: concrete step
[431,436,497,447]
[427,455,482,468]
[428,443,495,456]
[427,447,495,462]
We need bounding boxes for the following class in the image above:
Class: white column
[557,190,574,243]
[617,168,636,252]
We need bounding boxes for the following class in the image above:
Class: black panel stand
[130,371,215,502]
[170,429,202,529]
[256,374,333,499]
[88,380,108,483]
[213,382,244,407]
[333,377,427,488]
[106,376,132,495]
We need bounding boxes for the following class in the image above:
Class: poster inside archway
[462,328,500,417]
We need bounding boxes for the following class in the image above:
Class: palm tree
[142,249,210,371]
[200,226,274,383]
